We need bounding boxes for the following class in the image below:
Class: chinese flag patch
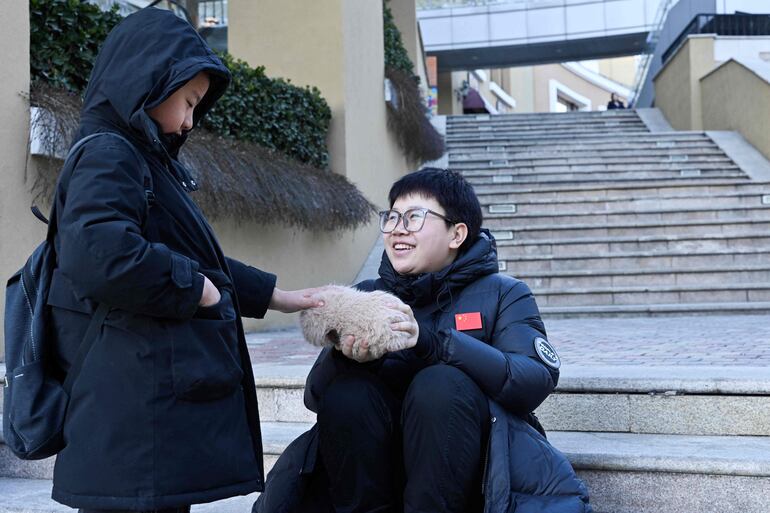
[455,312,482,331]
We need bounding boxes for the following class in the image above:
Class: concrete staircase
[3,351,770,513]
[446,109,770,317]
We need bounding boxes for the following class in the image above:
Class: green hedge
[29,0,331,169]
[203,53,331,169]
[383,1,416,79]
[30,0,122,92]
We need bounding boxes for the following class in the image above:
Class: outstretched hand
[269,287,327,314]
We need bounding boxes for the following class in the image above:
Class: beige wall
[508,66,535,113]
[437,70,463,115]
[389,0,419,74]
[701,60,770,160]
[654,35,716,131]
[227,0,408,329]
[598,56,637,88]
[0,4,33,355]
[532,64,621,112]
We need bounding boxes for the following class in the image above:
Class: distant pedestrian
[607,92,626,109]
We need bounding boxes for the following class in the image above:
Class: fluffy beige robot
[300,285,413,360]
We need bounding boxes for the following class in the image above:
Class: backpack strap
[61,303,110,395]
[42,131,154,243]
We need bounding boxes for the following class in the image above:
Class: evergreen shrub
[203,53,331,169]
[29,0,332,169]
[383,1,417,80]
[30,0,122,93]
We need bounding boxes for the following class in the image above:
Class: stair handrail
[629,0,677,107]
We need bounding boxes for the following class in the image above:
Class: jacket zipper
[20,274,36,363]
[481,415,496,496]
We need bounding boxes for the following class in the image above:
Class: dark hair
[388,168,483,252]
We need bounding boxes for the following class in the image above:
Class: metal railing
[628,0,676,107]
[661,13,770,64]
[199,0,227,26]
[417,0,561,9]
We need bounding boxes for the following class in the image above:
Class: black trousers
[318,364,490,513]
[79,508,189,513]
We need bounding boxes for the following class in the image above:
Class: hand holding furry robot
[300,286,419,362]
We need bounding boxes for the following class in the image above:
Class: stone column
[229,0,408,205]
[0,2,35,354]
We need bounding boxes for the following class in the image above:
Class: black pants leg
[318,371,403,513]
[402,365,489,513]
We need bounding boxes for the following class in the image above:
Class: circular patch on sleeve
[534,337,561,369]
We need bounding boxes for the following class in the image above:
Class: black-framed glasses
[378,208,457,233]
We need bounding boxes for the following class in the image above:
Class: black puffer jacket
[49,8,275,510]
[255,232,592,513]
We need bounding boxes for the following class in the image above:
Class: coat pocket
[169,289,243,402]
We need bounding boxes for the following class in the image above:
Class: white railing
[629,0,677,106]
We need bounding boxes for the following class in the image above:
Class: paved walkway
[247,314,770,369]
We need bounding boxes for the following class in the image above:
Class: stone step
[447,124,649,136]
[448,135,712,149]
[477,183,770,207]
[482,191,770,216]
[484,205,770,230]
[500,247,769,273]
[452,140,717,154]
[490,217,770,242]
[446,128,652,141]
[514,263,770,290]
[539,301,770,317]
[471,178,764,201]
[0,477,259,513]
[465,170,747,186]
[460,160,739,174]
[4,427,769,513]
[496,232,770,257]
[448,110,642,121]
[454,156,737,171]
[534,282,770,307]
[452,148,728,164]
[451,143,721,158]
[256,368,770,437]
[448,132,711,148]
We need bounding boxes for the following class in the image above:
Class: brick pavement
[247,314,770,368]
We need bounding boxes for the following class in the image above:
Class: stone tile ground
[247,314,770,369]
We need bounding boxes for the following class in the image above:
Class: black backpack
[3,131,153,460]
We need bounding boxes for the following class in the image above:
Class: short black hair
[388,168,483,252]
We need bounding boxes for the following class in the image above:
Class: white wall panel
[527,6,566,38]
[489,10,529,42]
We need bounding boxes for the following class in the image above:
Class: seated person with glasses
[254,168,591,513]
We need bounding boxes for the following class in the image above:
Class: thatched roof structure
[29,84,375,230]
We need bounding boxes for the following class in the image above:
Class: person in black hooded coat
[254,169,592,513]
[48,7,321,512]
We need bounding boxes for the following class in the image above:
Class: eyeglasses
[378,208,457,233]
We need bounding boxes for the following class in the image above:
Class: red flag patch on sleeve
[455,312,482,331]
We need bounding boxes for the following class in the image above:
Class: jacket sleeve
[226,257,276,319]
[439,280,558,415]
[57,142,204,319]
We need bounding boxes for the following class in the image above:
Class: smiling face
[147,72,210,135]
[383,193,468,276]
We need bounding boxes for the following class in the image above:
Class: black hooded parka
[48,8,275,509]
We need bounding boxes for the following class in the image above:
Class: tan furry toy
[300,285,412,359]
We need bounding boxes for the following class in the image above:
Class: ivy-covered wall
[29,0,331,168]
